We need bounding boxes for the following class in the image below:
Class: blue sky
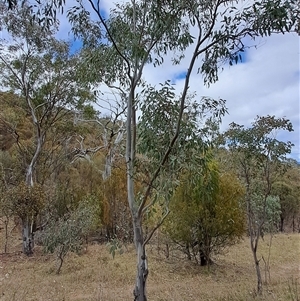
[70,40,83,54]
[3,0,299,161]
[62,2,299,161]
[143,33,299,161]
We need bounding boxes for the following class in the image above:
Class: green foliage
[39,198,99,274]
[0,3,95,126]
[106,236,124,259]
[250,194,281,234]
[0,2,97,256]
[223,115,294,207]
[1,0,66,29]
[165,161,245,264]
[222,115,295,293]
[223,116,294,200]
[68,1,194,82]
[225,116,293,163]
[5,181,45,219]
[1,2,298,299]
[138,83,227,200]
[243,0,299,35]
[264,195,281,233]
[272,170,300,231]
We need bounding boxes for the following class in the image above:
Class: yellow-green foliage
[5,181,45,219]
[165,161,245,259]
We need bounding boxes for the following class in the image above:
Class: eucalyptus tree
[0,2,94,255]
[223,115,294,294]
[272,164,300,232]
[65,0,299,300]
[3,0,65,28]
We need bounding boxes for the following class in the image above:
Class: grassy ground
[0,232,299,301]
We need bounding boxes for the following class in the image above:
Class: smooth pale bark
[22,216,34,255]
[22,105,44,256]
[125,85,147,299]
[132,216,148,301]
[25,132,43,187]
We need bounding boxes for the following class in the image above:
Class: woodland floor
[0,231,299,301]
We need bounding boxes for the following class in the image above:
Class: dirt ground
[0,232,299,301]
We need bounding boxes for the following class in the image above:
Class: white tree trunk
[133,215,148,301]
[22,216,34,255]
[22,130,43,255]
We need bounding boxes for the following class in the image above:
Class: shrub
[38,198,99,274]
[165,165,245,266]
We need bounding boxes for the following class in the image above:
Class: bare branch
[143,207,170,247]
[87,0,133,81]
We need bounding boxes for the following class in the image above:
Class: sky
[3,0,300,161]
[176,33,300,160]
[59,1,299,161]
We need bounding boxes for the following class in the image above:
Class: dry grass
[0,233,299,301]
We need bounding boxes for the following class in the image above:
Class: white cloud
[3,1,299,160]
[198,33,299,160]
[141,32,299,160]
[116,3,299,161]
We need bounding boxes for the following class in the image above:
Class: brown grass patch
[0,234,299,301]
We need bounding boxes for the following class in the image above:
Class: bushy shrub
[165,165,245,266]
[38,198,99,274]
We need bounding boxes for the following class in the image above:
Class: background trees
[272,163,300,232]
[223,115,294,293]
[0,2,94,255]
